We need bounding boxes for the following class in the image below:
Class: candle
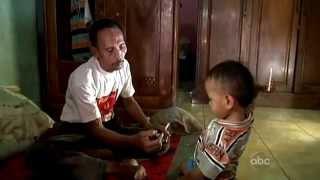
[267,67,273,92]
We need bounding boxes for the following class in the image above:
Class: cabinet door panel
[129,0,178,109]
[126,0,161,96]
[95,0,126,25]
[295,0,320,93]
[249,0,298,92]
[208,0,243,67]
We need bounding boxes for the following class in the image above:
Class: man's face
[92,27,127,72]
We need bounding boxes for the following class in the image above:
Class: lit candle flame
[267,67,273,92]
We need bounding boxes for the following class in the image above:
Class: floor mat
[140,135,181,180]
[0,153,31,180]
[0,135,182,180]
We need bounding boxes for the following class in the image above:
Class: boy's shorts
[185,159,197,171]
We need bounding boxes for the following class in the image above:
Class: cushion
[0,87,54,159]
[150,106,202,135]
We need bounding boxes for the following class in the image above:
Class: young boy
[180,60,258,180]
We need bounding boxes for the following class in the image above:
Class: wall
[0,0,40,104]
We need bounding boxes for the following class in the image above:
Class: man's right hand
[131,130,162,153]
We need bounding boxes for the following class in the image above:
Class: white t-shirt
[60,57,135,123]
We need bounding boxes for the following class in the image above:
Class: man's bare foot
[122,158,139,166]
[118,163,147,180]
[106,160,147,180]
[133,165,147,180]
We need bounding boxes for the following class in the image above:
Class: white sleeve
[69,72,101,122]
[196,128,251,179]
[195,139,225,179]
[120,61,135,98]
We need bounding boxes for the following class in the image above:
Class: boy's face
[205,79,232,119]
[92,27,127,72]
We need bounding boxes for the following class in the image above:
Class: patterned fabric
[70,0,93,61]
[194,113,253,179]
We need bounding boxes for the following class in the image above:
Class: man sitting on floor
[27,18,169,180]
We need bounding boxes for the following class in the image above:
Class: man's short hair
[207,60,258,107]
[88,18,123,47]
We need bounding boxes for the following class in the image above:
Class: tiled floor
[175,90,320,180]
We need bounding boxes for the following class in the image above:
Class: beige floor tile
[174,89,320,179]
[237,131,289,180]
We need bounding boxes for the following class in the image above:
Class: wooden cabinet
[248,0,320,108]
[38,0,178,119]
[194,0,320,108]
[248,0,299,92]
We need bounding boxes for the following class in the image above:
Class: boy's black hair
[88,18,123,47]
[207,60,258,107]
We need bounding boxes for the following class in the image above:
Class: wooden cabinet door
[96,0,179,111]
[295,0,320,94]
[248,0,300,92]
[40,0,85,119]
[193,0,248,103]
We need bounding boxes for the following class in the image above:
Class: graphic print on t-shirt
[96,90,118,121]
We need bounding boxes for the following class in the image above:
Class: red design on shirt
[205,143,230,165]
[220,128,247,151]
[96,90,118,118]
